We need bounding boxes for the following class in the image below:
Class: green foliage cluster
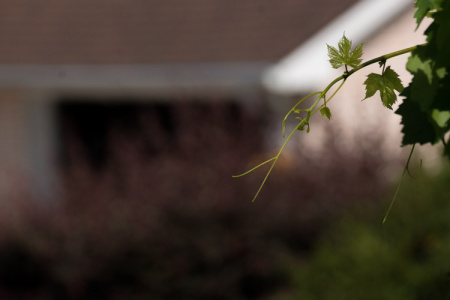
[288,166,450,300]
[235,0,450,207]
[397,0,450,154]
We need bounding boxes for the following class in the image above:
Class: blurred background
[0,0,449,299]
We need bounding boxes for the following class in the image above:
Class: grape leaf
[406,46,434,82]
[432,0,450,68]
[433,76,450,111]
[319,107,332,120]
[363,66,404,109]
[397,77,448,146]
[327,34,364,69]
[414,0,443,26]
[395,99,438,145]
[431,109,450,129]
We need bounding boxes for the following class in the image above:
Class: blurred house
[0,0,421,200]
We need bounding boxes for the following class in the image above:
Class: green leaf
[327,34,364,69]
[348,42,364,68]
[432,0,450,68]
[327,45,342,69]
[414,0,443,26]
[406,47,434,82]
[396,98,439,145]
[431,109,450,128]
[319,107,332,120]
[363,66,404,109]
[433,76,450,111]
[430,109,450,140]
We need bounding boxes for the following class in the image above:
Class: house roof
[0,0,360,64]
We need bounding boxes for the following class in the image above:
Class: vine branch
[382,144,417,225]
[233,43,425,203]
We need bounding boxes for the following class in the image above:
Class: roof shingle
[0,0,359,64]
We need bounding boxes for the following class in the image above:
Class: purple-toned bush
[0,101,391,299]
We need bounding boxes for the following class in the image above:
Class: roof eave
[0,63,267,95]
[263,0,413,95]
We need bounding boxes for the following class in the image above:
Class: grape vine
[233,0,450,221]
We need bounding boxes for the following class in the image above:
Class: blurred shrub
[290,165,450,300]
[0,184,313,300]
[0,102,395,299]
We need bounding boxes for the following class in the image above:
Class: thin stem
[382,144,416,225]
[351,44,424,75]
[312,79,346,115]
[250,118,307,202]
[232,157,277,177]
[309,77,344,111]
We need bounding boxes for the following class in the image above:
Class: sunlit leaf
[327,34,364,69]
[363,66,403,109]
